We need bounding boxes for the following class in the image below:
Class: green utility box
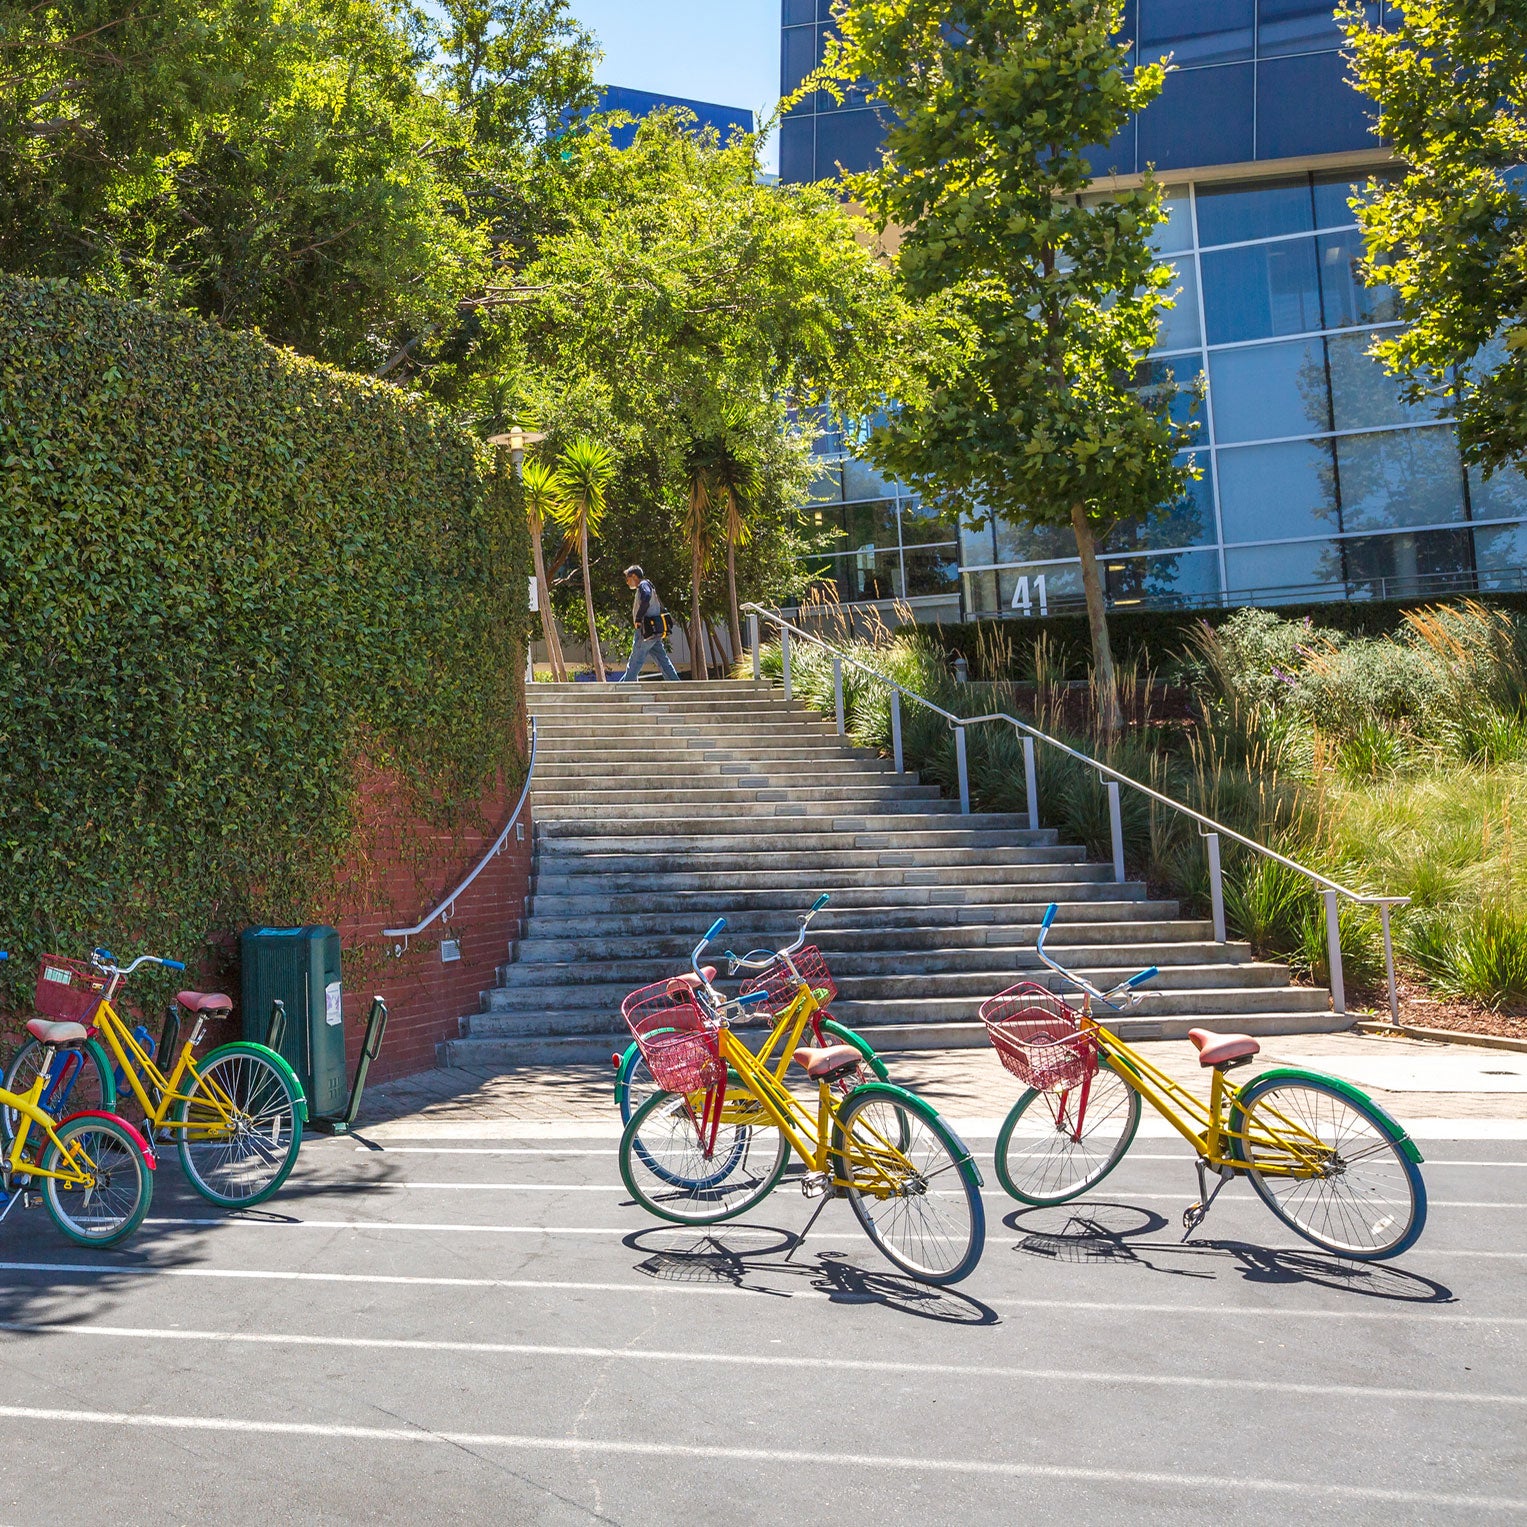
[240,925,347,1121]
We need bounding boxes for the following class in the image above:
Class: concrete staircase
[440,679,1343,1066]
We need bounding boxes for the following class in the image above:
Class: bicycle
[0,953,155,1247]
[4,949,306,1208]
[984,903,1427,1261]
[618,907,986,1286]
[610,894,891,1125]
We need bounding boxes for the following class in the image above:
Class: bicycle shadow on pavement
[622,1224,999,1324]
[1002,1201,1455,1304]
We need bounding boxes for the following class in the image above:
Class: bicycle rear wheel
[40,1114,152,1248]
[994,1058,1141,1206]
[830,1084,985,1285]
[171,1043,303,1208]
[1230,1072,1426,1260]
[2,1039,115,1145]
[619,1089,788,1224]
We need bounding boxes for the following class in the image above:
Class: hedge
[0,276,530,1015]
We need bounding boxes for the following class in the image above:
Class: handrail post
[1106,779,1125,883]
[1206,831,1226,943]
[832,656,845,736]
[781,626,793,701]
[1380,902,1399,1025]
[891,689,904,774]
[1323,889,1346,1015]
[955,727,970,814]
[1022,735,1039,832]
[748,612,760,681]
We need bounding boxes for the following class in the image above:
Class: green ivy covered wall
[0,276,530,1024]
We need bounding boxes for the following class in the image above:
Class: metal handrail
[742,602,1406,1021]
[382,718,538,954]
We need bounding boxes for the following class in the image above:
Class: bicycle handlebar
[90,948,186,977]
[692,894,831,993]
[1034,903,1156,1010]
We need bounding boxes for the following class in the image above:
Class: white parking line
[136,1216,1527,1255]
[1,1321,1517,1407]
[2,1261,1523,1320]
[0,1406,1518,1511]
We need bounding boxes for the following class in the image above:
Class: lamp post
[489,426,556,682]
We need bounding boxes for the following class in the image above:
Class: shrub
[0,277,529,1013]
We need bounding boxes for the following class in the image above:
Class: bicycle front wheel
[3,1039,115,1145]
[994,1058,1141,1206]
[40,1114,153,1248]
[830,1084,985,1285]
[619,1089,788,1224]
[1231,1072,1426,1260]
[172,1043,304,1207]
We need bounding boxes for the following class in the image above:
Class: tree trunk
[690,536,708,681]
[1070,501,1121,736]
[529,516,565,682]
[579,520,605,682]
[726,537,743,668]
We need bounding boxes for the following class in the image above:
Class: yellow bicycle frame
[2,1064,107,1190]
[1076,999,1345,1180]
[88,998,240,1142]
[702,980,913,1200]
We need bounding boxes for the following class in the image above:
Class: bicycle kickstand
[786,1177,836,1262]
[1182,1157,1236,1239]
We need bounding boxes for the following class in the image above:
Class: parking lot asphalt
[1,1104,1524,1524]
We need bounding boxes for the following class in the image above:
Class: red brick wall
[324,748,535,1085]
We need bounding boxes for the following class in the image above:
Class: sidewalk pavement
[356,1029,1527,1139]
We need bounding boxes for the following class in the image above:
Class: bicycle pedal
[1182,1204,1206,1237]
[801,1171,832,1199]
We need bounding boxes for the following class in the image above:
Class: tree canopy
[1341,0,1527,476]
[821,0,1194,729]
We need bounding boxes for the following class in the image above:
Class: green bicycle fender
[1232,1065,1423,1165]
[835,1079,985,1186]
[83,1038,118,1109]
[819,1018,890,1082]
[199,1041,309,1124]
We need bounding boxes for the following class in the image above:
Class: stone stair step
[537,827,1060,854]
[529,865,1123,895]
[526,885,1161,917]
[534,846,1087,875]
[532,811,1040,838]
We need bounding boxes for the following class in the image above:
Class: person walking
[619,565,681,682]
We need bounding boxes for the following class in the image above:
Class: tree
[823,0,1194,732]
[550,436,617,680]
[521,456,568,680]
[1341,0,1527,476]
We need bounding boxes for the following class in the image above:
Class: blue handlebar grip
[0,951,8,960]
[1041,904,1058,931]
[812,893,829,911]
[737,990,771,1006]
[704,917,726,941]
[95,947,115,962]
[162,959,186,972]
[1127,966,1158,988]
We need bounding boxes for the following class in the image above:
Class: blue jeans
[621,630,680,682]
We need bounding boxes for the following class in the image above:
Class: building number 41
[1010,574,1049,616]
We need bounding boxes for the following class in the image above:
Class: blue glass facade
[591,86,754,150]
[780,3,1526,613]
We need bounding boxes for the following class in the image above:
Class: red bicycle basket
[34,955,109,1026]
[980,982,1097,1092]
[739,946,837,1015]
[621,978,724,1094]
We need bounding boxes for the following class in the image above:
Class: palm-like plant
[710,449,757,666]
[521,457,568,683]
[682,452,720,681]
[550,437,617,682]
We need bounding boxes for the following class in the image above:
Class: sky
[565,1,783,172]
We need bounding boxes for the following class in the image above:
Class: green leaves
[1340,0,1527,475]
[0,276,530,1008]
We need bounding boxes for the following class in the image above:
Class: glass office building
[780,1,1527,616]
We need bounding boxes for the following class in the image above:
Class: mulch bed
[1348,971,1527,1041]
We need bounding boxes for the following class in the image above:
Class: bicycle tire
[619,1088,788,1225]
[1228,1070,1426,1260]
[830,1083,985,1285]
[40,1113,153,1248]
[994,1057,1142,1206]
[2,1039,116,1145]
[171,1043,304,1207]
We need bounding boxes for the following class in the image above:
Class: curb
[1355,1019,1527,1055]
